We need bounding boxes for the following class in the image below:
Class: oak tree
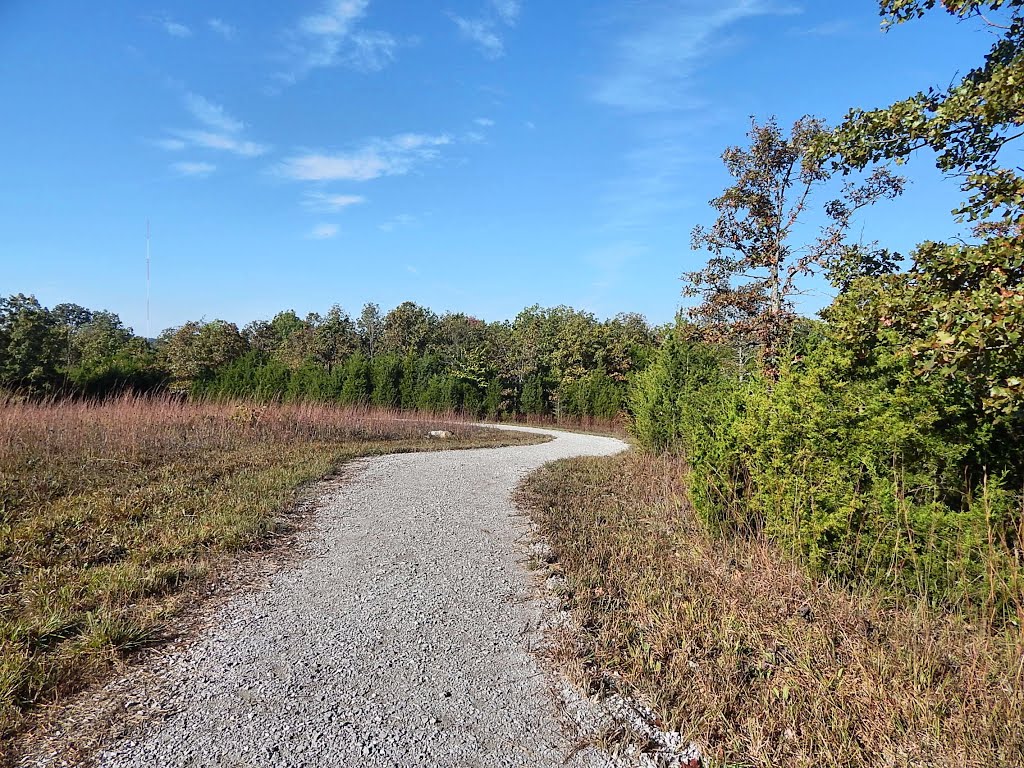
[688,116,903,375]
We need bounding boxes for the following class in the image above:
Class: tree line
[0,296,658,420]
[631,0,1023,621]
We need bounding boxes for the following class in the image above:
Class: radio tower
[146,220,151,339]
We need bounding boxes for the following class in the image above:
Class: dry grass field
[519,452,1024,768]
[0,395,542,750]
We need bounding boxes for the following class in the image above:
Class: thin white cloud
[183,92,243,134]
[592,1,799,229]
[304,192,367,211]
[153,138,186,151]
[208,18,236,40]
[792,19,853,36]
[379,214,416,232]
[177,130,269,157]
[277,0,398,85]
[491,0,521,25]
[173,161,215,177]
[345,31,399,70]
[163,20,192,37]
[308,223,339,239]
[280,133,451,182]
[577,241,647,311]
[391,133,450,151]
[602,125,703,229]
[155,91,270,159]
[450,1,520,58]
[451,15,504,58]
[594,0,799,113]
[466,117,495,142]
[299,0,363,35]
[148,14,192,38]
[285,153,387,182]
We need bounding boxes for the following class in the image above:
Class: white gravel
[92,426,627,768]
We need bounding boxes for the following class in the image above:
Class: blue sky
[0,1,993,334]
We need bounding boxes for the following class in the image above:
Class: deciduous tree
[357,303,384,359]
[688,116,903,375]
[159,320,248,390]
[380,302,437,357]
[828,0,1024,415]
[0,294,63,392]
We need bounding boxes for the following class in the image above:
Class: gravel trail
[96,427,627,768]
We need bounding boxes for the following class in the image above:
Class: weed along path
[92,427,627,767]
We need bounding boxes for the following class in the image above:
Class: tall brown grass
[519,452,1024,768]
[0,395,540,753]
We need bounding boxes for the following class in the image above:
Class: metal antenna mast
[146,220,151,339]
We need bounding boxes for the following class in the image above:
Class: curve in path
[96,426,627,768]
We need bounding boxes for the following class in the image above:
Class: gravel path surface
[95,427,627,768]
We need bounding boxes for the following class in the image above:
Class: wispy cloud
[463,117,496,144]
[156,92,270,158]
[303,192,367,211]
[183,92,243,134]
[277,0,398,85]
[491,0,521,25]
[148,13,192,37]
[173,161,215,177]
[207,18,236,40]
[576,241,647,314]
[308,223,339,239]
[280,133,451,182]
[163,19,192,37]
[592,1,797,229]
[586,241,645,291]
[379,214,416,232]
[594,0,798,113]
[152,138,186,151]
[176,130,269,157]
[450,0,521,59]
[791,18,853,37]
[451,16,505,58]
[601,124,704,229]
